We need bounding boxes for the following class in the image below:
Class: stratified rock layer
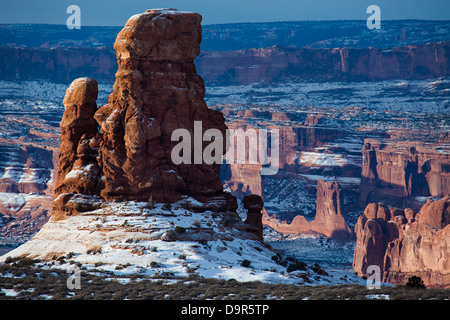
[360,140,450,208]
[263,180,353,239]
[353,197,450,288]
[311,180,353,238]
[53,9,235,219]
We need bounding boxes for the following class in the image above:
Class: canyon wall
[0,47,116,83]
[197,42,450,85]
[360,140,450,208]
[1,41,448,84]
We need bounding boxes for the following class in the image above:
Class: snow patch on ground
[0,199,366,286]
[205,78,450,113]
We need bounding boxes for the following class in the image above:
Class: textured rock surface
[243,194,264,240]
[53,9,236,219]
[353,197,450,288]
[360,140,450,208]
[96,9,228,204]
[310,180,353,238]
[263,180,353,238]
[196,41,450,85]
[1,40,448,85]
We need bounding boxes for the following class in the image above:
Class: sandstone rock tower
[262,180,353,238]
[312,180,353,238]
[243,194,264,240]
[353,197,450,288]
[53,9,234,219]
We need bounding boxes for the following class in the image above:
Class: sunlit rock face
[53,9,237,220]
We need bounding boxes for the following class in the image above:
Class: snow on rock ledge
[0,198,361,285]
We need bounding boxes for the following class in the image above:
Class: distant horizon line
[1,18,450,28]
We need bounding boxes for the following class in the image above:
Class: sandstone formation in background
[264,180,353,239]
[353,197,450,288]
[360,140,450,208]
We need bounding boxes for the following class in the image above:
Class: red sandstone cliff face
[264,180,353,238]
[353,197,450,288]
[360,140,450,208]
[1,41,448,84]
[0,47,117,83]
[53,9,236,219]
[311,180,354,238]
[196,41,450,85]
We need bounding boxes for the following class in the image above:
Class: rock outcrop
[243,194,264,240]
[1,10,287,282]
[196,41,450,85]
[311,180,353,238]
[53,9,236,219]
[1,41,449,85]
[263,180,353,239]
[360,140,450,208]
[353,197,450,288]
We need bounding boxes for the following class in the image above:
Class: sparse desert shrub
[150,261,161,268]
[240,259,251,268]
[309,263,328,276]
[175,225,186,233]
[115,263,131,270]
[286,260,307,273]
[163,229,176,241]
[87,247,102,255]
[406,276,426,289]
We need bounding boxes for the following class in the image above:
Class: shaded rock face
[196,41,450,85]
[263,180,353,239]
[353,197,450,288]
[243,194,264,240]
[312,180,353,238]
[53,9,235,219]
[360,140,450,208]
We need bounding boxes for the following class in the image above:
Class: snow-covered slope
[0,198,365,285]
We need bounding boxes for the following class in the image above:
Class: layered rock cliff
[1,41,448,85]
[197,42,450,85]
[264,180,353,239]
[353,197,450,288]
[360,140,450,208]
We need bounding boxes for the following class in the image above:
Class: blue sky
[1,0,449,25]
